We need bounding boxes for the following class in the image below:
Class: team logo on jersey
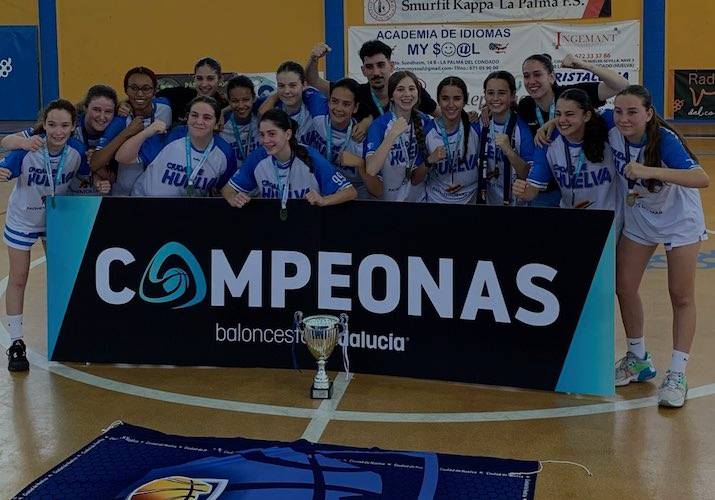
[367,0,397,22]
[139,242,207,309]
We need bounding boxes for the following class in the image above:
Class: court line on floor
[2,258,715,427]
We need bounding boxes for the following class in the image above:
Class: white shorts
[3,225,46,251]
[622,228,708,251]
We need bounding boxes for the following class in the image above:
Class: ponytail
[618,85,699,192]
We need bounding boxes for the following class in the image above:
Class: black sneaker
[7,339,29,372]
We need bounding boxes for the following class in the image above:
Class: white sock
[627,337,646,359]
[669,350,689,374]
[6,314,23,342]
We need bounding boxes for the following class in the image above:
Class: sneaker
[615,351,656,386]
[7,339,29,372]
[658,370,688,408]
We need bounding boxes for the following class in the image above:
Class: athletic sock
[669,350,689,374]
[626,337,646,359]
[6,314,23,342]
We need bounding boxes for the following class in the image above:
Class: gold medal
[626,192,636,207]
[280,208,288,222]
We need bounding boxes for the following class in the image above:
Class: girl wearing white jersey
[0,100,97,372]
[222,108,356,216]
[418,76,480,204]
[304,78,382,200]
[2,85,121,196]
[256,61,328,144]
[116,97,236,197]
[220,75,260,170]
[91,66,173,195]
[513,88,618,216]
[365,71,431,202]
[473,71,533,206]
[609,85,709,408]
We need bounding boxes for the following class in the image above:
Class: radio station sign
[674,69,715,119]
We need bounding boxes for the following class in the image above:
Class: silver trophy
[294,311,348,399]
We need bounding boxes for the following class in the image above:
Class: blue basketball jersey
[365,111,431,202]
[228,145,351,199]
[97,97,173,196]
[603,109,705,245]
[132,126,237,197]
[1,137,88,232]
[424,120,480,204]
[303,114,374,200]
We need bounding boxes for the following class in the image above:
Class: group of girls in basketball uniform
[0,47,709,410]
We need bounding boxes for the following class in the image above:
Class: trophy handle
[339,313,349,334]
[294,311,304,330]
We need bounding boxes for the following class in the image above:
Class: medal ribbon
[184,134,214,191]
[325,116,354,164]
[42,144,68,197]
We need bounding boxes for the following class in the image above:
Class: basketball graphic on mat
[128,476,212,499]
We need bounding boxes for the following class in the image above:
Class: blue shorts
[3,225,45,251]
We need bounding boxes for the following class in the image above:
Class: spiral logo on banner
[0,57,13,78]
[139,242,206,309]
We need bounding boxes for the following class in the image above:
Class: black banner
[49,199,613,393]
[674,69,715,119]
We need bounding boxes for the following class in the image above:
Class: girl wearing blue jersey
[418,76,479,204]
[91,66,172,195]
[220,76,260,168]
[0,100,91,372]
[256,61,328,144]
[305,78,382,199]
[365,71,430,202]
[513,89,617,212]
[474,71,533,206]
[115,97,236,197]
[1,85,118,195]
[610,85,709,408]
[222,108,356,213]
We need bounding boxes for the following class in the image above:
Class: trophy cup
[294,311,348,399]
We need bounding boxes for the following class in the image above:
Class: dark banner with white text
[47,198,615,395]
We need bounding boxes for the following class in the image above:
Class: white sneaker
[658,370,688,408]
[615,351,657,387]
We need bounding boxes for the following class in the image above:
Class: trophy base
[311,381,333,400]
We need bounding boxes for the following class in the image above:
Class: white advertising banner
[347,20,639,110]
[364,0,613,25]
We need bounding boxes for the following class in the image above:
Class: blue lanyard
[42,144,68,196]
[288,103,308,133]
[325,116,354,164]
[230,114,253,160]
[396,119,415,181]
[562,139,586,208]
[489,111,510,163]
[624,139,644,191]
[437,118,463,185]
[272,153,296,211]
[133,100,156,125]
[184,135,214,193]
[370,87,385,116]
[437,118,463,168]
[535,101,555,127]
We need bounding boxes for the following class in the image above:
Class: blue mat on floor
[14,422,538,499]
